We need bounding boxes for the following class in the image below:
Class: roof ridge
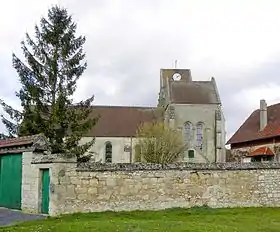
[2,133,43,141]
[0,134,34,141]
[249,102,280,112]
[193,80,211,83]
[267,102,280,108]
[91,105,156,109]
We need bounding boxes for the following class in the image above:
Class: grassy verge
[1,207,280,232]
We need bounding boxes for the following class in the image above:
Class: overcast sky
[1,0,280,140]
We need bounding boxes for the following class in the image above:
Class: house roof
[227,103,280,145]
[248,146,274,157]
[85,106,161,137]
[0,135,35,148]
[0,133,49,154]
[170,81,220,104]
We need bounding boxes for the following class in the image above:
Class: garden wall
[29,154,280,216]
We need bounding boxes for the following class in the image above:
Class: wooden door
[41,169,50,214]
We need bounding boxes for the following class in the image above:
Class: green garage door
[0,154,22,209]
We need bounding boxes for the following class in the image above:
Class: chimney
[260,99,267,131]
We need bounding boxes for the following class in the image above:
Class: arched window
[105,142,112,163]
[184,122,192,142]
[196,123,203,150]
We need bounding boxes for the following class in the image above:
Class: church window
[196,122,203,150]
[184,122,192,142]
[105,142,112,163]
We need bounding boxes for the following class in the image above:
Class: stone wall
[227,148,249,162]
[28,155,280,216]
[21,151,39,212]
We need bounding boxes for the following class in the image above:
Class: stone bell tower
[157,68,226,163]
[158,69,192,108]
[158,69,193,129]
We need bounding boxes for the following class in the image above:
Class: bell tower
[158,69,192,108]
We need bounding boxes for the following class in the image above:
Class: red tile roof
[0,106,160,144]
[227,103,280,145]
[0,135,36,148]
[86,106,162,137]
[248,146,274,157]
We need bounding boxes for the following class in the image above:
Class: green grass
[2,207,280,232]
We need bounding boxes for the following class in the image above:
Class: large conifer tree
[0,6,98,157]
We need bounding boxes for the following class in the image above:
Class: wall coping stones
[31,153,280,171]
[31,153,77,164]
[76,162,280,172]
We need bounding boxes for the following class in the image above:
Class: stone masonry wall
[21,151,57,214]
[29,158,280,216]
[21,151,39,212]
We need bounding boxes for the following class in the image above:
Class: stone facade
[21,151,39,212]
[21,153,280,216]
[169,104,225,163]
[80,137,139,163]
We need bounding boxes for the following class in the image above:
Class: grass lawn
[1,207,280,232]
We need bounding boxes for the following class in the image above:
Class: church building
[82,68,226,163]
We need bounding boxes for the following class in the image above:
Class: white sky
[1,0,280,140]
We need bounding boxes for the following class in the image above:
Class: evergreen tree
[0,6,98,157]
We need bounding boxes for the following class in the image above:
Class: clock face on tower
[172,73,182,81]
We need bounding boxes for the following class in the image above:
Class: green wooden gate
[0,153,22,209]
[41,169,50,214]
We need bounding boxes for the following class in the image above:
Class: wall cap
[76,162,280,172]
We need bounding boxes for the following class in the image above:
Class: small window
[105,142,112,163]
[188,150,195,159]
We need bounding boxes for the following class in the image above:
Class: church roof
[169,81,221,104]
[86,106,161,137]
[227,103,280,145]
